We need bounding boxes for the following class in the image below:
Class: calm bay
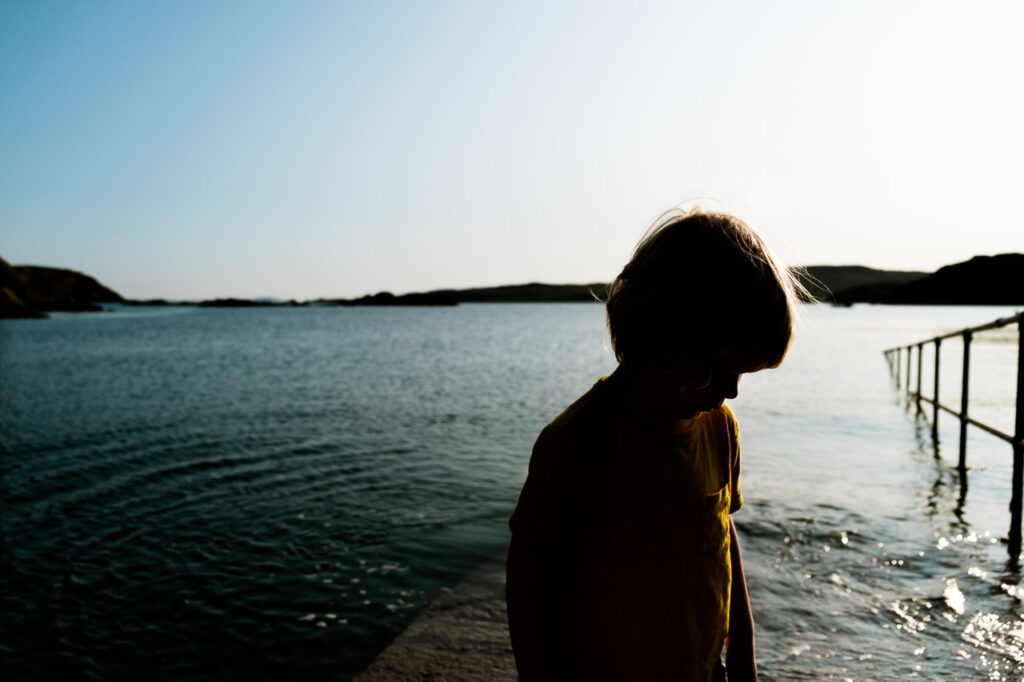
[2,303,1022,680]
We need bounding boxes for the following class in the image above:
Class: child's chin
[691,403,722,417]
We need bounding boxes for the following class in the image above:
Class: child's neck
[607,366,698,433]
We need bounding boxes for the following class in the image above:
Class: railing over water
[884,312,1024,557]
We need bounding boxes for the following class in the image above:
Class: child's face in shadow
[662,367,741,420]
[624,360,744,424]
[614,343,761,424]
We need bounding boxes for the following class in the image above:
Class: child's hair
[605,208,807,376]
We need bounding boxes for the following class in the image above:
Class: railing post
[916,343,923,406]
[1009,319,1024,558]
[932,338,941,439]
[905,346,912,395]
[896,347,902,389]
[959,331,972,471]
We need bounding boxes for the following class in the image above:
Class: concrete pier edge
[354,550,516,681]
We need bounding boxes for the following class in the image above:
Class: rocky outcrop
[888,254,1024,304]
[0,256,123,318]
[835,253,1024,305]
[0,257,40,318]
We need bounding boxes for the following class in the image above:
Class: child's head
[606,209,805,381]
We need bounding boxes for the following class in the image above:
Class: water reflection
[906,402,970,536]
[887,371,1024,679]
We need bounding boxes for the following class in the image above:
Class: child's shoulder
[719,402,739,438]
[546,377,615,435]
[528,378,615,464]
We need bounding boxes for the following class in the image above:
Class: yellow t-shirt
[508,377,742,681]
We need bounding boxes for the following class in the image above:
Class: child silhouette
[506,210,805,681]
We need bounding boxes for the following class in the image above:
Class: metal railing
[884,312,1024,557]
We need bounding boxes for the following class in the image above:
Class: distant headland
[823,254,1024,306]
[2,253,1021,318]
[1,257,123,318]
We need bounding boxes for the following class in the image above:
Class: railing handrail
[882,309,1024,558]
[920,396,1015,444]
[884,311,1023,352]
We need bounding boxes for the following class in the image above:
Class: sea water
[0,303,1021,680]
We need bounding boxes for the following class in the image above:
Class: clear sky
[2,1,1021,300]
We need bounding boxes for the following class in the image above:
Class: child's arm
[506,535,542,679]
[506,534,565,681]
[506,426,574,679]
[726,516,758,681]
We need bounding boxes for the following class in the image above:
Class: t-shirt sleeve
[508,424,572,540]
[724,405,743,514]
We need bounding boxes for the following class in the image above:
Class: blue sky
[2,1,1022,300]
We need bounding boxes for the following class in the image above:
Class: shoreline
[354,551,516,681]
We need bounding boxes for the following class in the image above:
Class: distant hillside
[0,257,123,318]
[7,253,1019,314]
[333,291,458,307]
[0,257,39,318]
[430,274,935,306]
[838,253,1023,305]
[198,297,307,307]
[199,298,279,308]
[317,282,606,307]
[797,266,928,303]
[436,282,607,303]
